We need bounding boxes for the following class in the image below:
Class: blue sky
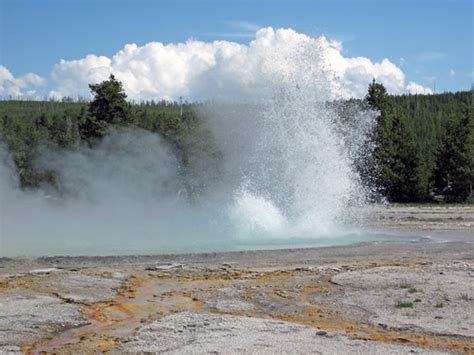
[1,0,472,97]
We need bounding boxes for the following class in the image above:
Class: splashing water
[206,37,372,240]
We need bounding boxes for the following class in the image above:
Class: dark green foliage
[365,80,426,202]
[366,79,388,109]
[432,107,473,202]
[391,91,470,181]
[364,80,393,198]
[389,107,426,201]
[79,74,133,141]
[361,80,472,202]
[0,101,85,188]
[88,74,131,124]
[392,90,472,202]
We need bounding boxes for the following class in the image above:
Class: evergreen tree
[433,106,473,202]
[365,79,425,202]
[79,74,133,140]
[389,108,426,201]
[364,80,394,199]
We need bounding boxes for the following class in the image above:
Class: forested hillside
[391,91,472,193]
[0,76,472,203]
[0,77,207,192]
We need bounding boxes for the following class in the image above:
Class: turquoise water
[1,231,419,257]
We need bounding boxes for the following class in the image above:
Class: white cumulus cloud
[48,55,112,99]
[1,27,431,101]
[406,81,433,95]
[0,65,45,99]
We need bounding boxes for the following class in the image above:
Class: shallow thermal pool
[0,231,420,257]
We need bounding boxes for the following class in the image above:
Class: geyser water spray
[201,36,375,240]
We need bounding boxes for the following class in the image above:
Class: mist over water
[0,36,379,257]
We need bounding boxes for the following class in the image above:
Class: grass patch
[399,282,413,289]
[396,300,414,308]
[434,302,444,308]
[459,293,469,301]
[408,287,418,293]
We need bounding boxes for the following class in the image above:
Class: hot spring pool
[0,231,421,257]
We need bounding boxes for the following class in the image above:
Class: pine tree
[389,109,425,201]
[433,107,473,202]
[365,79,425,202]
[365,80,394,200]
[79,74,133,141]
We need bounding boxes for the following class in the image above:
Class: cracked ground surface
[0,205,473,354]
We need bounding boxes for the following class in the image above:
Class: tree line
[0,75,472,203]
[363,80,472,203]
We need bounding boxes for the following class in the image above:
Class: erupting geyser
[0,29,377,257]
[201,33,375,239]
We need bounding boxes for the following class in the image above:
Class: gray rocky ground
[332,264,474,337]
[121,312,448,354]
[0,205,472,354]
[0,291,85,349]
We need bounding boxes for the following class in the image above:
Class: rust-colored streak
[26,273,208,354]
[26,275,149,354]
[90,303,135,323]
